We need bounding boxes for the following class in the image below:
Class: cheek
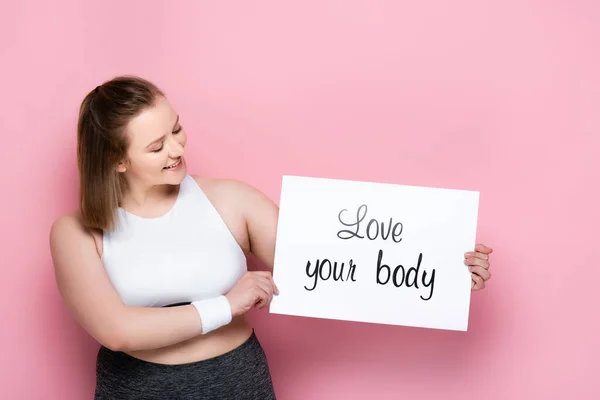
[130,153,165,174]
[148,155,168,172]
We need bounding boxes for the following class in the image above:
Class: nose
[167,135,185,158]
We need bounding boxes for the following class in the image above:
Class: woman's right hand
[225,271,279,317]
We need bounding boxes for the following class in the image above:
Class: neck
[120,178,179,212]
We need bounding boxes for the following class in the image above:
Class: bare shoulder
[189,174,277,213]
[50,211,87,243]
[49,211,102,260]
[191,175,259,198]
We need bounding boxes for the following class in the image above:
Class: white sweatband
[191,296,233,334]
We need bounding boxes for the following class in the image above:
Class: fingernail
[468,266,475,272]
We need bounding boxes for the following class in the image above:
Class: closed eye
[152,126,182,152]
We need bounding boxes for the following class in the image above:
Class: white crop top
[101,174,247,307]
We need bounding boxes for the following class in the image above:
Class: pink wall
[1,1,598,398]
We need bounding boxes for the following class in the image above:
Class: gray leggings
[94,330,277,399]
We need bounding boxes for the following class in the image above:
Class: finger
[471,273,485,290]
[256,279,274,299]
[468,266,491,281]
[253,286,270,309]
[464,256,490,270]
[271,281,279,296]
[256,292,269,309]
[255,280,274,308]
[475,243,493,254]
[262,280,278,305]
[464,251,489,261]
[254,272,279,295]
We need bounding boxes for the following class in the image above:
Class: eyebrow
[145,115,180,148]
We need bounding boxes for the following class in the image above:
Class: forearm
[109,297,231,352]
[104,304,199,352]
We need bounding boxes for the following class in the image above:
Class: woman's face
[118,95,188,187]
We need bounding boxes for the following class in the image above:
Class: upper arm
[49,214,126,350]
[235,182,280,270]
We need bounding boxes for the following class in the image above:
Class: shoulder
[190,174,259,197]
[50,211,87,239]
[189,174,279,224]
[49,211,102,258]
[190,174,277,210]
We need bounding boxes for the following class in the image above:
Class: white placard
[269,175,480,331]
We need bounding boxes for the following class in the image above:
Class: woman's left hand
[464,244,494,290]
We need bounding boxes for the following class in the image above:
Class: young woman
[49,76,494,399]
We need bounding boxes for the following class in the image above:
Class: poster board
[269,175,479,331]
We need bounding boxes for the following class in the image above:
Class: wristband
[191,296,233,334]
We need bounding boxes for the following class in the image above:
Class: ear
[115,160,127,173]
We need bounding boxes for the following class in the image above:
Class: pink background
[1,1,598,399]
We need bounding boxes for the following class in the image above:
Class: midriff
[124,315,253,365]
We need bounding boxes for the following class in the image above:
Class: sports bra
[101,175,247,307]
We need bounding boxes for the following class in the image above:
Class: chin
[161,161,187,184]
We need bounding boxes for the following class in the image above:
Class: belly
[124,315,254,364]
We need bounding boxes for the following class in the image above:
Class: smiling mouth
[163,159,181,170]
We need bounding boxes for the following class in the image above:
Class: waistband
[97,329,260,371]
